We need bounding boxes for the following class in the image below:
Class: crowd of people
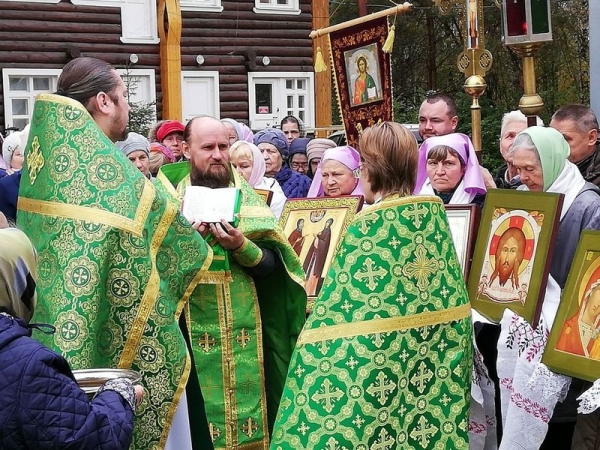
[1,55,600,450]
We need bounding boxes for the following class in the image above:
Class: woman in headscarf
[239,123,254,143]
[306,138,336,178]
[221,118,244,145]
[254,128,311,198]
[288,137,311,176]
[0,227,143,449]
[415,133,486,206]
[488,126,600,450]
[229,140,287,218]
[148,142,176,176]
[512,126,600,289]
[306,145,363,199]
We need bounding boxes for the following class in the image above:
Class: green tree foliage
[330,0,590,172]
[119,64,157,137]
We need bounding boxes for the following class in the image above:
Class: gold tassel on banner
[382,24,396,54]
[314,47,327,73]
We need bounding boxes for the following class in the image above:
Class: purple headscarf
[307,145,364,197]
[415,133,486,197]
[254,128,289,159]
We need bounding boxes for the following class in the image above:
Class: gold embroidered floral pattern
[54,310,88,352]
[64,256,100,297]
[26,136,44,185]
[48,143,78,182]
[270,197,471,450]
[20,94,212,450]
[402,244,439,292]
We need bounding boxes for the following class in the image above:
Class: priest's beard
[190,162,232,188]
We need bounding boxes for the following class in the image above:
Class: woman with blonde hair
[270,122,472,449]
[229,140,286,218]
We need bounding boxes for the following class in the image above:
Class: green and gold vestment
[17,94,212,450]
[158,164,307,449]
[270,195,473,449]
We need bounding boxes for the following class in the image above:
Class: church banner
[328,16,393,148]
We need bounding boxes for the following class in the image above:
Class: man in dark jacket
[550,104,600,187]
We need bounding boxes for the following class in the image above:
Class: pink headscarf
[150,142,176,163]
[230,141,265,187]
[307,145,363,198]
[415,133,486,197]
[240,124,255,143]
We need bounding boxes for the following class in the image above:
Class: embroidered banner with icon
[329,16,393,148]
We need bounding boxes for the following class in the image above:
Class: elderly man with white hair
[493,110,543,189]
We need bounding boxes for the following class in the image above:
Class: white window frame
[70,0,159,44]
[117,68,157,104]
[254,0,300,15]
[248,71,314,130]
[181,71,220,122]
[2,68,61,129]
[180,0,223,13]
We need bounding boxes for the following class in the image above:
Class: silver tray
[72,368,142,395]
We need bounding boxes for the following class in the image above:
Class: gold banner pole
[310,3,412,39]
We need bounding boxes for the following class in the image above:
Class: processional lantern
[501,0,553,125]
[502,0,552,45]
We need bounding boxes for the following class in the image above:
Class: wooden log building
[0,0,314,132]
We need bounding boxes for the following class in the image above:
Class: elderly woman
[116,132,153,181]
[229,140,286,218]
[307,145,363,199]
[148,142,176,176]
[221,118,243,145]
[254,128,311,198]
[288,138,311,175]
[494,111,544,189]
[491,126,600,450]
[512,126,600,288]
[149,120,186,161]
[306,138,336,178]
[0,227,143,448]
[270,122,472,448]
[416,133,486,205]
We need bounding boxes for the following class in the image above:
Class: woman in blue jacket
[0,226,143,449]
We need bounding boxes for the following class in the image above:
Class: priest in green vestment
[158,116,307,450]
[270,122,472,449]
[17,85,212,448]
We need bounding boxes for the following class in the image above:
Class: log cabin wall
[0,0,161,131]
[0,0,313,130]
[181,0,313,126]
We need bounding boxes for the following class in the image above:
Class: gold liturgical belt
[298,303,471,345]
